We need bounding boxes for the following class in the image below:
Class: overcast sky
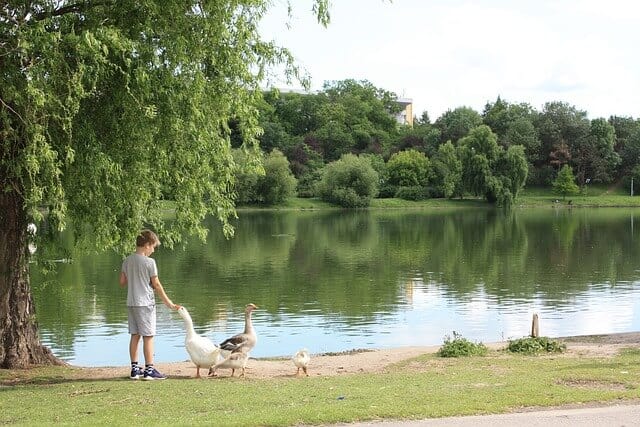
[260,0,640,121]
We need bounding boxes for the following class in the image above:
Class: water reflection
[31,208,640,366]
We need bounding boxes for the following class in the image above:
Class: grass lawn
[227,182,640,211]
[1,348,639,426]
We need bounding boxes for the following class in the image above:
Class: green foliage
[233,149,297,205]
[395,121,441,157]
[436,331,488,357]
[434,106,483,144]
[232,149,263,205]
[431,141,463,198]
[619,127,640,175]
[587,118,620,184]
[483,97,540,162]
[496,145,529,201]
[317,154,379,207]
[256,150,297,205]
[553,165,580,199]
[1,1,331,253]
[457,125,528,206]
[262,80,400,163]
[394,186,428,201]
[386,149,432,195]
[507,336,567,354]
[536,102,590,171]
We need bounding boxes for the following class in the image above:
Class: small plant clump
[506,336,567,354]
[436,331,488,357]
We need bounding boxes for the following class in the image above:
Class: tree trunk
[0,190,63,368]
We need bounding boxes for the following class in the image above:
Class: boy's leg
[128,334,144,379]
[129,334,141,363]
[142,335,154,365]
[142,335,166,380]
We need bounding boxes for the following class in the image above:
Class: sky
[260,0,640,121]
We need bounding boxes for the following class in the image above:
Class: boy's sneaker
[143,366,166,380]
[129,365,143,380]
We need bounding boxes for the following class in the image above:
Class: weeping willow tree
[0,1,329,368]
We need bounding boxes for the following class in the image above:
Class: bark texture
[0,191,63,368]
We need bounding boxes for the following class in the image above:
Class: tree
[553,165,580,200]
[0,1,330,368]
[496,145,529,203]
[620,128,640,179]
[457,125,527,206]
[434,106,483,144]
[315,80,399,159]
[394,121,441,158]
[431,141,463,198]
[611,116,640,176]
[535,101,590,170]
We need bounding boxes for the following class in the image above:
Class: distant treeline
[228,79,639,207]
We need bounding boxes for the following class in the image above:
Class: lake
[31,207,640,366]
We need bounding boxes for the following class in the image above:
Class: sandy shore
[84,332,640,380]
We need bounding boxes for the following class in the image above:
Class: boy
[119,229,179,380]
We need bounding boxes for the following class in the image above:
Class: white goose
[212,351,250,377]
[293,348,310,376]
[177,305,225,378]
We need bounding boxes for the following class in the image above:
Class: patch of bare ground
[557,378,629,391]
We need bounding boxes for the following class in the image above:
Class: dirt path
[84,332,640,381]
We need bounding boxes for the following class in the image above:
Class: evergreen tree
[552,165,580,200]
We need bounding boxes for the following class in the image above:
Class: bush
[377,183,397,198]
[233,149,297,205]
[506,336,566,354]
[386,149,431,187]
[436,331,488,358]
[256,150,297,205]
[232,149,261,204]
[317,154,379,208]
[394,185,428,201]
[296,171,321,198]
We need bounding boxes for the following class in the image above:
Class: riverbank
[231,191,640,212]
[49,331,640,381]
[2,332,638,426]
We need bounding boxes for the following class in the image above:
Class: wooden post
[531,313,539,338]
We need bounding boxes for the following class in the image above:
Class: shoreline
[81,331,640,380]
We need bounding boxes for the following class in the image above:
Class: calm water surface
[31,207,640,366]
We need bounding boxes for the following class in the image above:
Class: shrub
[232,149,261,204]
[377,183,397,198]
[394,185,427,201]
[256,150,297,205]
[316,154,379,208]
[436,331,488,358]
[506,336,566,354]
[386,149,431,187]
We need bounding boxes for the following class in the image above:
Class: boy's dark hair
[136,229,160,248]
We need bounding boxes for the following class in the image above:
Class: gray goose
[208,303,258,376]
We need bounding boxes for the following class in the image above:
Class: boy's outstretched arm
[150,276,178,310]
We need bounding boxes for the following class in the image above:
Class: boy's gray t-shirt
[121,253,158,307]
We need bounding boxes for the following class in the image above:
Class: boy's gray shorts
[128,305,156,336]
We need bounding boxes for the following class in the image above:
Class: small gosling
[292,348,310,377]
